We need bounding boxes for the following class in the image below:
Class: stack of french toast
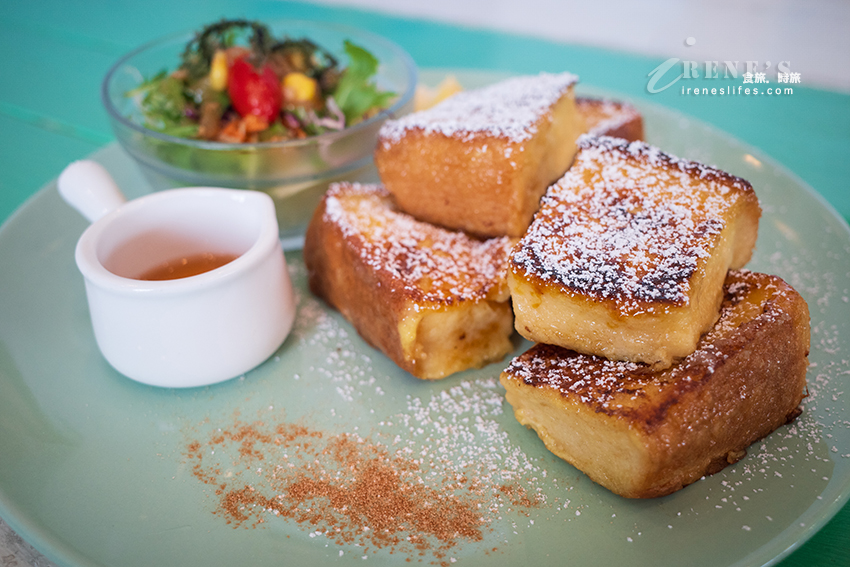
[303,72,810,498]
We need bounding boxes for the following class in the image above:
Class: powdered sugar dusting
[384,377,549,514]
[511,135,757,310]
[167,86,850,564]
[378,72,578,146]
[322,182,515,304]
[187,229,848,563]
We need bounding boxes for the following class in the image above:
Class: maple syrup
[137,252,238,281]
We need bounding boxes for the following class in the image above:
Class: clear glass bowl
[102,20,417,242]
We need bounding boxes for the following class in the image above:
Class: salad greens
[129,19,396,143]
[334,41,397,124]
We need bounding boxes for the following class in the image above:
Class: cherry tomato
[227,58,281,122]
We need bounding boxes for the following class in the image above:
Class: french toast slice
[303,182,516,380]
[375,72,584,238]
[508,135,761,368]
[576,96,643,141]
[500,270,810,498]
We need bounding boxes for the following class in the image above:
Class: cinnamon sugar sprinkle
[185,412,541,564]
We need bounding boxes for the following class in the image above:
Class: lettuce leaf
[333,40,396,124]
[130,71,197,136]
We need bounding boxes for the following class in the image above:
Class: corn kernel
[209,50,228,91]
[282,72,318,104]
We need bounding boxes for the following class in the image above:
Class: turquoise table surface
[0,1,847,566]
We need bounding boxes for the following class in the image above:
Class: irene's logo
[647,59,794,93]
[646,38,796,94]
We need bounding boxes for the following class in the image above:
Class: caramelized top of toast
[322,183,515,305]
[510,135,759,311]
[576,97,642,137]
[378,72,578,146]
[501,270,806,431]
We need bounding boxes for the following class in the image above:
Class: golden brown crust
[304,183,516,379]
[576,97,644,141]
[303,191,409,369]
[500,270,810,498]
[376,130,526,236]
[508,135,762,367]
[375,73,584,238]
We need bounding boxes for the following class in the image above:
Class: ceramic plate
[0,70,848,567]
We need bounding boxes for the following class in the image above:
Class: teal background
[0,1,847,566]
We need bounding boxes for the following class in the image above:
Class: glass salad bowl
[102,20,417,242]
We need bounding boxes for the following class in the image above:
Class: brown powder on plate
[185,416,537,563]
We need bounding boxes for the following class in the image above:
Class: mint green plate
[0,71,848,567]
